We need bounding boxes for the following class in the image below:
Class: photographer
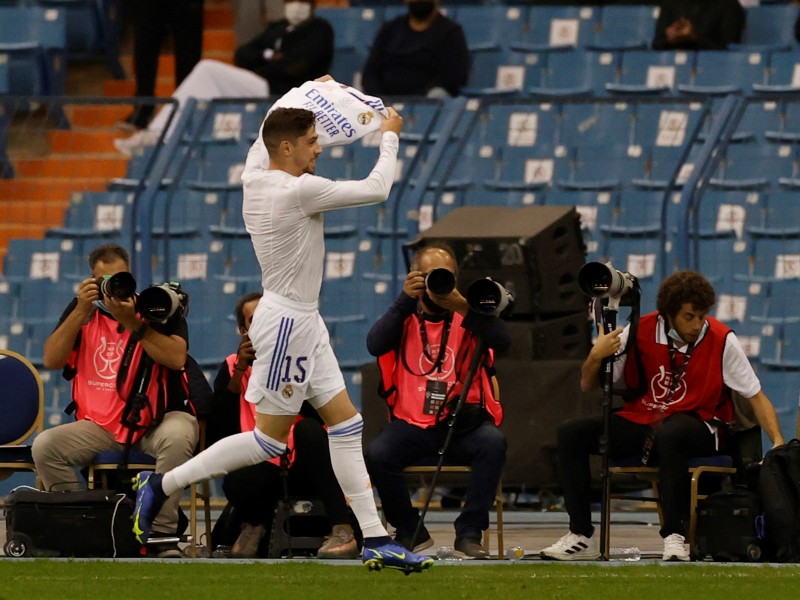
[364,244,510,558]
[32,244,199,558]
[540,270,784,562]
[207,291,360,559]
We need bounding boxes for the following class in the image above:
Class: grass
[2,561,800,600]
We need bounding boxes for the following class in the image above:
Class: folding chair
[0,349,45,489]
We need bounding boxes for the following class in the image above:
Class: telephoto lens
[425,268,456,295]
[96,272,136,299]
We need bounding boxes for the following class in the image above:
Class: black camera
[136,282,188,324]
[425,268,456,295]
[96,272,136,300]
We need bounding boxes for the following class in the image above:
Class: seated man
[362,0,471,98]
[540,270,784,562]
[208,291,359,559]
[32,243,199,558]
[365,244,510,558]
[115,0,334,155]
[652,0,745,50]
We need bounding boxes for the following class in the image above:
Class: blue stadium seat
[482,145,570,195]
[559,102,636,148]
[757,278,800,324]
[0,6,67,95]
[693,232,751,289]
[530,49,620,97]
[16,278,74,325]
[545,188,617,240]
[607,50,693,96]
[564,144,648,191]
[754,50,800,93]
[525,5,598,49]
[47,190,132,239]
[216,237,261,285]
[747,237,800,282]
[37,0,124,79]
[735,100,784,136]
[697,188,762,239]
[456,5,528,51]
[746,190,800,238]
[756,365,800,429]
[482,101,561,149]
[3,238,69,282]
[317,6,382,85]
[711,142,794,188]
[599,190,666,237]
[591,5,658,51]
[740,5,799,50]
[152,238,227,284]
[0,96,12,177]
[679,51,768,96]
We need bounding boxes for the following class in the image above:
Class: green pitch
[1,561,800,600]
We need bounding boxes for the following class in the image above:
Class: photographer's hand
[75,277,100,318]
[580,327,623,392]
[403,270,426,299]
[228,334,255,393]
[430,289,469,317]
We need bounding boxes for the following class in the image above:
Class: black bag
[3,488,141,558]
[695,488,765,562]
[758,439,800,562]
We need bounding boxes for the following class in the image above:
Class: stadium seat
[607,50,693,96]
[591,5,658,51]
[754,50,800,93]
[0,6,67,95]
[525,5,598,49]
[679,51,768,96]
[530,49,620,97]
[740,4,799,50]
[37,0,124,79]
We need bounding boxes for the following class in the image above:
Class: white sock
[161,429,286,495]
[327,413,388,539]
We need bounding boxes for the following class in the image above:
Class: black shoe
[454,536,489,559]
[395,526,434,553]
[117,106,154,131]
[150,542,182,558]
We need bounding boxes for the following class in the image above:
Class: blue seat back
[0,349,43,445]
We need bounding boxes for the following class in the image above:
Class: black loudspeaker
[502,313,593,360]
[406,206,586,316]
[361,359,602,488]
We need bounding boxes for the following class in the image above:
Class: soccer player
[132,104,434,573]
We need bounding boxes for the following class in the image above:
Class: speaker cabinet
[406,206,587,316]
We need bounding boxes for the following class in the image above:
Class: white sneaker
[113,129,160,157]
[540,531,600,561]
[662,533,690,561]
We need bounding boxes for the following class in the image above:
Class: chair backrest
[0,349,44,445]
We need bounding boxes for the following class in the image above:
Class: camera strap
[400,313,453,378]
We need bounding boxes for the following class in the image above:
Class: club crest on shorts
[357,111,374,125]
[282,384,294,399]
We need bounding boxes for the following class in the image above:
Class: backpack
[758,439,800,562]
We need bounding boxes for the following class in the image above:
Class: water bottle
[435,546,461,561]
[609,546,641,561]
[505,546,525,561]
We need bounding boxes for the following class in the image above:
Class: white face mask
[284,2,312,26]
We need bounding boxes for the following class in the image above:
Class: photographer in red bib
[540,270,784,562]
[32,244,198,558]
[365,244,511,559]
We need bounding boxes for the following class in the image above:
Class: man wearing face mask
[362,0,471,98]
[234,0,334,97]
[115,0,335,156]
[540,270,784,562]
[31,243,199,558]
[364,245,510,559]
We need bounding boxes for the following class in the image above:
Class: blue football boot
[362,540,435,574]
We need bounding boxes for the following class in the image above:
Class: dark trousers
[366,419,506,541]
[222,418,352,528]
[131,0,204,98]
[557,412,716,539]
